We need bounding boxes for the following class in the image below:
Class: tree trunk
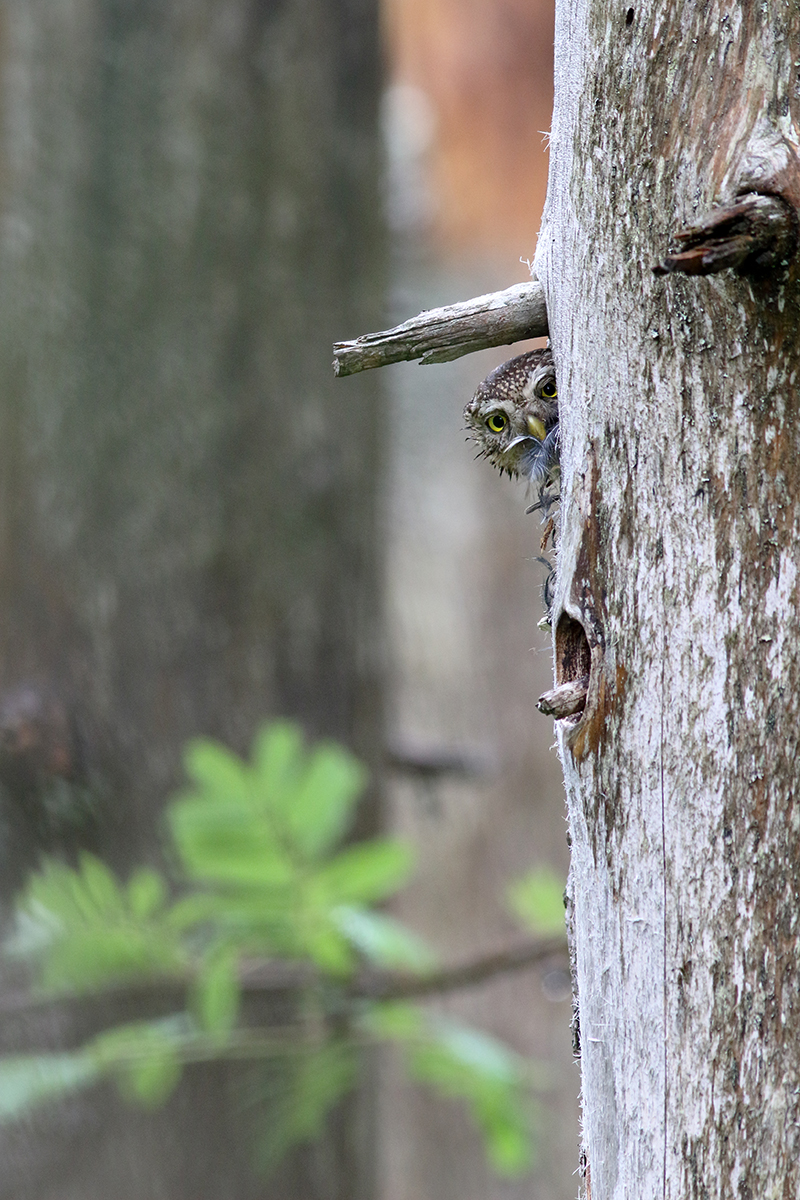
[536,3,800,1197]
[0,1,385,1197]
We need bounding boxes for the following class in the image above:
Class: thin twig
[332,280,548,376]
[0,935,568,1047]
[351,935,568,1001]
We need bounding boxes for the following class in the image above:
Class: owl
[464,347,559,618]
[463,347,559,512]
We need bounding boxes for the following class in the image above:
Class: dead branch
[332,280,548,376]
[537,676,589,719]
[653,192,798,277]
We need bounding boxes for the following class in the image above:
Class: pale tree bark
[536,3,800,1198]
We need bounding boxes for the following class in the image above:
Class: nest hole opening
[555,615,591,685]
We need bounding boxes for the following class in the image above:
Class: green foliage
[191,948,241,1036]
[249,1041,358,1174]
[507,864,566,935]
[365,1003,537,1174]
[166,722,413,973]
[0,1054,99,1119]
[92,1017,188,1108]
[0,720,544,1180]
[331,906,435,971]
[7,856,185,993]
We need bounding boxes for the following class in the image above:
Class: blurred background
[380,4,574,1197]
[0,0,575,1197]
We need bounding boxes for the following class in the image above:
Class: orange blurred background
[382,0,554,253]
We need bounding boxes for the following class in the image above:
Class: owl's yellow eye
[486,412,508,433]
[540,380,557,399]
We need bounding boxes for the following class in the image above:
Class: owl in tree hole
[464,347,559,616]
[463,347,559,513]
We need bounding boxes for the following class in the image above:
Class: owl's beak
[526,415,547,441]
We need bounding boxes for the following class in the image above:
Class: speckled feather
[463,348,559,494]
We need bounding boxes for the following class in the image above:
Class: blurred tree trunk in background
[0,1,385,1197]
[379,4,577,1199]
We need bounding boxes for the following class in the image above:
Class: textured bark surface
[332,280,547,373]
[536,3,800,1197]
[0,1,384,1197]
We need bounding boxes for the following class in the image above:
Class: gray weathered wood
[537,676,589,719]
[537,2,800,1197]
[332,279,548,375]
[654,191,798,276]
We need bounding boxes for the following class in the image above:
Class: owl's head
[463,348,558,485]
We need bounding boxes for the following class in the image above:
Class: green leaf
[8,858,186,994]
[360,1000,424,1040]
[166,889,295,955]
[409,1021,534,1176]
[422,1021,520,1083]
[365,1004,536,1177]
[251,1042,358,1174]
[41,931,181,994]
[284,742,367,858]
[313,839,415,907]
[168,795,294,888]
[0,1054,98,1122]
[127,868,168,919]
[250,723,366,858]
[76,854,127,919]
[164,891,227,931]
[507,865,566,935]
[117,1049,182,1108]
[92,1017,188,1109]
[294,927,349,975]
[332,907,435,971]
[250,721,305,817]
[183,739,252,806]
[4,904,62,959]
[192,950,241,1035]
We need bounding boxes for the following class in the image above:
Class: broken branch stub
[653,192,798,277]
[537,675,590,720]
[332,279,548,376]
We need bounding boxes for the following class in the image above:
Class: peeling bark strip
[537,2,800,1198]
[332,280,548,375]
